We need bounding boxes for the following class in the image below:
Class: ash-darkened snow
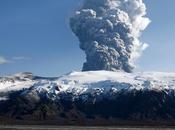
[70,0,150,73]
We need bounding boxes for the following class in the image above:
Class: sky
[0,0,175,76]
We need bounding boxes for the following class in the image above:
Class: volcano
[1,71,175,125]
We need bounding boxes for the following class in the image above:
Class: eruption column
[70,0,150,73]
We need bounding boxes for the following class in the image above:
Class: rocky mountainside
[1,71,175,125]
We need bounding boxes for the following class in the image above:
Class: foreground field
[0,126,175,130]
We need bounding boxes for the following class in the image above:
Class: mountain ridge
[1,71,175,125]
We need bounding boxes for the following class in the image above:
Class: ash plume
[70,0,150,73]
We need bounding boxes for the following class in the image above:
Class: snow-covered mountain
[1,71,175,100]
[1,71,175,125]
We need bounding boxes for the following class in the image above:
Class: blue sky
[0,0,175,76]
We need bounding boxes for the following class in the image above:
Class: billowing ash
[70,0,150,73]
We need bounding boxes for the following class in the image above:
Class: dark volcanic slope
[1,89,175,125]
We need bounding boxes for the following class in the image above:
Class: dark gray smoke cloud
[70,0,150,73]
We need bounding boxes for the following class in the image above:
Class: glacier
[1,71,175,101]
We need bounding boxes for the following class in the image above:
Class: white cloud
[12,56,30,60]
[0,56,8,64]
[0,56,30,65]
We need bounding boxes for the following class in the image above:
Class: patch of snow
[0,96,8,101]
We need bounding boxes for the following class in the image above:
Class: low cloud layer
[12,56,30,60]
[70,0,150,72]
[0,56,30,65]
